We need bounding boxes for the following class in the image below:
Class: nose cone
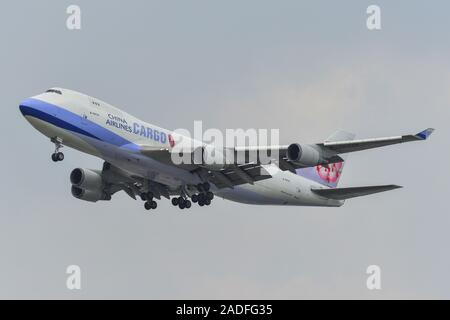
[19,103,26,116]
[19,97,60,139]
[19,98,38,118]
[19,97,56,120]
[19,103,31,118]
[19,97,54,129]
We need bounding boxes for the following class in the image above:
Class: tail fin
[295,130,355,188]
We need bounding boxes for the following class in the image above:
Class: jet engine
[70,168,110,202]
[286,144,323,167]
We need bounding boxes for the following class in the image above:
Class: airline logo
[168,134,175,148]
[316,162,343,184]
[295,161,345,188]
[106,113,168,144]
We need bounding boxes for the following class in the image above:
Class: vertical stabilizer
[295,130,355,188]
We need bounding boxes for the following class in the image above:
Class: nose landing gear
[51,137,64,162]
[51,152,64,162]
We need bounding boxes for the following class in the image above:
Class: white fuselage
[19,88,343,207]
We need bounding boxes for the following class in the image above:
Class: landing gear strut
[197,182,211,193]
[51,137,64,162]
[140,192,154,201]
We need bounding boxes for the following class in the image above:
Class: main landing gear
[191,191,214,207]
[140,182,215,212]
[144,200,158,211]
[141,192,158,211]
[193,182,214,207]
[171,197,192,210]
[171,183,215,210]
[51,137,64,162]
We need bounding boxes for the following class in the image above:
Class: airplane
[19,88,434,211]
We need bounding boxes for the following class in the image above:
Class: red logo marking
[168,134,175,148]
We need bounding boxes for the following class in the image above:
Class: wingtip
[416,128,435,140]
[385,184,402,190]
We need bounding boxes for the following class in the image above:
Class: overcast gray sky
[0,0,449,299]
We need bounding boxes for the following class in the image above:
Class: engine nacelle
[71,186,110,203]
[286,143,322,166]
[70,168,110,202]
[70,168,103,190]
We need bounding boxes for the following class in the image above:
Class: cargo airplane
[19,88,434,210]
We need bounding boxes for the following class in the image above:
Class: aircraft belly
[216,183,285,205]
[216,171,344,207]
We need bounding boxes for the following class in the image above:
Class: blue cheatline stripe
[20,98,139,151]
[20,105,100,140]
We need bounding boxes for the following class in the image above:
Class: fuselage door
[81,112,89,125]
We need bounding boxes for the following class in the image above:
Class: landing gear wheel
[198,200,204,207]
[179,200,186,209]
[202,182,211,192]
[150,201,157,209]
[206,192,214,200]
[50,137,64,162]
[185,200,192,209]
[52,152,64,162]
[191,194,198,203]
[144,202,152,210]
[172,197,179,206]
[205,199,211,206]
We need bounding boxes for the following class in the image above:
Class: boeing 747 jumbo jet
[19,88,434,211]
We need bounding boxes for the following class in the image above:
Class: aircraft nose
[19,103,28,116]
[19,98,42,118]
[19,97,60,126]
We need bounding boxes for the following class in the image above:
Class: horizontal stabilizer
[311,185,402,200]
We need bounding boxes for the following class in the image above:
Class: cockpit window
[46,89,62,95]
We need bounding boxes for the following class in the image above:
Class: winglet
[415,128,435,140]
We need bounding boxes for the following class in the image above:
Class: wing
[100,162,172,200]
[139,146,273,189]
[190,164,272,189]
[139,128,434,189]
[318,128,435,154]
[235,128,434,170]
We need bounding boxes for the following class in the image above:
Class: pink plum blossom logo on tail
[316,162,344,184]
